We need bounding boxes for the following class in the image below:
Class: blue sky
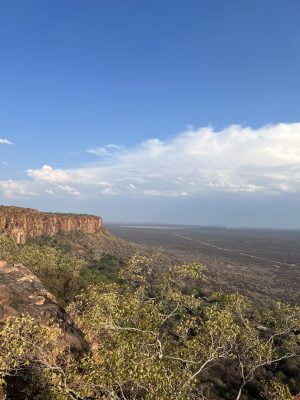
[1,1,300,227]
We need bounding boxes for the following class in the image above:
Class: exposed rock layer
[0,260,87,351]
[0,206,102,244]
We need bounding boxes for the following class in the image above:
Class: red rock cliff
[0,206,103,244]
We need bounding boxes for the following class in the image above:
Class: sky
[1,0,300,228]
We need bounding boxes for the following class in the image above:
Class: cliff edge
[0,260,87,351]
[0,206,103,244]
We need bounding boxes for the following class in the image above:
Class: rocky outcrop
[0,206,102,244]
[0,260,87,351]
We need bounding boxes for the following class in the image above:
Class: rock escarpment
[0,206,102,244]
[0,260,87,351]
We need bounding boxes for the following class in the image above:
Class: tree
[222,296,300,400]
[0,251,299,399]
[261,380,293,400]
[68,255,300,400]
[0,315,69,400]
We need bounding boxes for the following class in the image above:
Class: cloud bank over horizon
[1,123,300,227]
[24,123,300,197]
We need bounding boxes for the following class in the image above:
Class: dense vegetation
[0,233,299,399]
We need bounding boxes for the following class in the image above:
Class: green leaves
[67,256,300,399]
[66,258,245,399]
[0,315,69,399]
[0,241,299,399]
[261,380,294,400]
[0,235,17,260]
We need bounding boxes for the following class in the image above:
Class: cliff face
[0,206,102,244]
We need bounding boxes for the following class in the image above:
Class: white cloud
[0,181,36,199]
[87,144,123,157]
[26,165,71,183]
[1,122,300,201]
[0,138,13,145]
[142,189,189,197]
[101,187,119,195]
[57,185,81,196]
[23,123,300,197]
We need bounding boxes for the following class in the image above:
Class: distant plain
[106,224,300,304]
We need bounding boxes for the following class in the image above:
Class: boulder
[0,260,87,351]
